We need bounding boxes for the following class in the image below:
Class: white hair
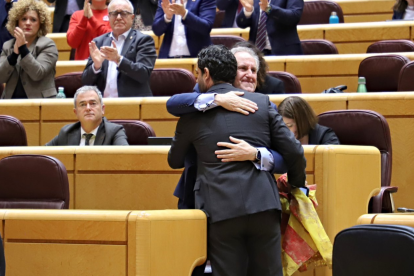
[231,46,260,71]
[74,86,103,108]
[108,0,134,13]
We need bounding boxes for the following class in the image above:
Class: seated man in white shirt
[46,86,129,146]
[82,0,157,97]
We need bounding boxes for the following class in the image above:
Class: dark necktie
[84,133,93,146]
[256,10,268,51]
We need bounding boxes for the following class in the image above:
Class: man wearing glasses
[46,86,129,146]
[82,0,157,97]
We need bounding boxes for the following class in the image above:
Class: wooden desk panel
[2,209,206,276]
[155,58,197,74]
[56,61,87,77]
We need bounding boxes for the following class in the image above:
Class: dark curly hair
[7,0,51,37]
[197,45,237,85]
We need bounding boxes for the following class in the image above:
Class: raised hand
[161,0,174,20]
[13,27,27,54]
[83,0,92,18]
[214,91,258,115]
[239,0,254,13]
[100,40,121,63]
[170,0,186,17]
[89,41,104,70]
[259,0,269,12]
[215,136,258,162]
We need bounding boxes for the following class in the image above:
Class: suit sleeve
[168,116,193,169]
[117,34,156,84]
[166,92,201,116]
[320,128,340,145]
[82,38,102,86]
[182,0,216,34]
[267,98,306,188]
[112,127,129,145]
[45,135,59,146]
[152,0,171,36]
[0,43,14,84]
[268,0,304,26]
[236,9,254,28]
[19,39,58,82]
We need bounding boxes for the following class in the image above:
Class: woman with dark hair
[278,96,340,145]
[67,0,112,60]
[392,0,414,19]
[0,0,58,99]
[233,41,285,94]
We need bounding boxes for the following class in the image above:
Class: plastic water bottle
[357,77,367,93]
[329,12,339,24]
[56,87,66,98]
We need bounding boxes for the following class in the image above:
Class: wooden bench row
[1,92,412,210]
[0,209,206,276]
[48,20,413,61]
[53,52,414,93]
[0,145,380,255]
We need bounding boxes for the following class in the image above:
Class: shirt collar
[110,28,131,41]
[81,124,100,137]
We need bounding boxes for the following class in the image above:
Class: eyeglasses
[108,10,133,18]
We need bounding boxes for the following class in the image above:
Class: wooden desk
[3,209,206,276]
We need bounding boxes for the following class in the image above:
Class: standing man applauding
[82,0,157,97]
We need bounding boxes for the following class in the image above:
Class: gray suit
[82,29,157,97]
[46,117,129,146]
[0,36,58,99]
[168,83,306,276]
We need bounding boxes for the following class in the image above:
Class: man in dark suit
[82,0,157,97]
[168,45,306,275]
[152,0,216,58]
[236,0,304,55]
[0,0,13,50]
[46,86,128,146]
[48,0,84,32]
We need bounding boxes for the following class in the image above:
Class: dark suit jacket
[216,0,239,27]
[259,75,285,94]
[308,124,340,145]
[392,10,404,19]
[0,37,58,98]
[236,0,303,55]
[0,0,12,50]
[82,29,157,97]
[168,83,306,222]
[167,90,288,209]
[152,0,216,58]
[46,117,129,146]
[48,0,84,32]
[131,0,158,26]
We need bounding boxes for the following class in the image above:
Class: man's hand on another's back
[214,91,258,115]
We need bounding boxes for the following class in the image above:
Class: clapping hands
[89,40,121,70]
[13,27,27,54]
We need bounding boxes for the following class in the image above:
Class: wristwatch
[255,149,262,162]
[265,5,272,14]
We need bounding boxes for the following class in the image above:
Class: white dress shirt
[80,125,100,146]
[164,0,191,57]
[92,29,131,98]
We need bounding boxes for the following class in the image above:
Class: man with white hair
[82,0,157,97]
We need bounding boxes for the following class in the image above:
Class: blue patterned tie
[256,10,268,51]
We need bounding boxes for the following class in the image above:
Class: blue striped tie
[256,10,268,51]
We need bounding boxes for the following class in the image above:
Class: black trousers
[208,210,282,276]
